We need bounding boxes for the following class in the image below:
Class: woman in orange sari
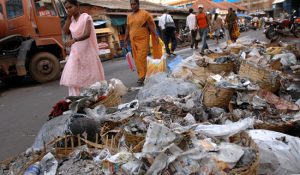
[125,0,161,86]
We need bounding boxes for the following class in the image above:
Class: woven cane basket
[92,89,121,108]
[239,60,280,93]
[207,52,230,59]
[229,131,260,175]
[203,80,235,108]
[254,121,295,133]
[123,131,145,149]
[207,61,235,74]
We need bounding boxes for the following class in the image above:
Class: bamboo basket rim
[92,88,121,108]
[229,131,260,175]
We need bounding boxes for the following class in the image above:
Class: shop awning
[272,0,285,4]
[110,16,126,26]
[95,28,112,34]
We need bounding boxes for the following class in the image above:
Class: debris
[3,38,300,175]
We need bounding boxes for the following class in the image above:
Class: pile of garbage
[1,40,300,175]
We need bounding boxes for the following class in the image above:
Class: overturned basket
[92,89,121,108]
[239,60,281,93]
[202,80,235,108]
[254,121,296,134]
[229,131,260,175]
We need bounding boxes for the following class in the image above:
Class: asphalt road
[0,29,279,160]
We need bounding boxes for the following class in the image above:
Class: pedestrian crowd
[60,0,279,91]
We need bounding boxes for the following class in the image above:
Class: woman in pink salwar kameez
[60,0,105,96]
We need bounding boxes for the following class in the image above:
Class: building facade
[273,0,300,17]
[236,0,273,15]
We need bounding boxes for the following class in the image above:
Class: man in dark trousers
[159,9,177,56]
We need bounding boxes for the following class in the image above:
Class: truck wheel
[29,52,60,83]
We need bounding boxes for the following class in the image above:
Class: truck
[0,0,66,84]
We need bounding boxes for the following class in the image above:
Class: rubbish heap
[1,40,300,175]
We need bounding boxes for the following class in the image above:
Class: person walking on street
[124,0,161,86]
[225,8,239,43]
[211,13,224,44]
[196,4,210,55]
[159,9,177,57]
[186,8,198,49]
[60,0,105,96]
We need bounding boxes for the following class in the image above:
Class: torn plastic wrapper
[40,153,58,175]
[145,144,183,175]
[248,129,300,175]
[142,122,178,153]
[251,95,268,109]
[193,118,254,139]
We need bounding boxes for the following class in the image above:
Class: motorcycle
[265,10,300,42]
[251,21,258,30]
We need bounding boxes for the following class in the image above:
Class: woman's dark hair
[130,0,140,5]
[214,13,218,20]
[65,0,78,6]
[189,8,193,13]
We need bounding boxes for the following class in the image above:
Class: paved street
[0,29,279,160]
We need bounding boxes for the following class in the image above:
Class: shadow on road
[0,77,45,93]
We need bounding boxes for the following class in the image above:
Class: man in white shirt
[159,9,177,56]
[186,8,198,49]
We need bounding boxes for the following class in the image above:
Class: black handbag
[164,14,176,29]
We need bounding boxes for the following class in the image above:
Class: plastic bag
[109,78,127,96]
[30,114,99,151]
[138,73,201,101]
[145,56,167,78]
[193,118,254,139]
[126,52,135,72]
[167,55,183,72]
[272,53,297,67]
[248,129,300,175]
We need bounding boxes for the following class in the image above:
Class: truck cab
[0,0,67,83]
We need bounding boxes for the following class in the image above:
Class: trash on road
[1,39,300,175]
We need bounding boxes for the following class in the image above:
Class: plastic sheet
[248,129,300,175]
[138,73,201,101]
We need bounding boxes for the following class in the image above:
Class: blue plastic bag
[167,55,183,72]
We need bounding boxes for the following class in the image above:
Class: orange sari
[127,10,162,79]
